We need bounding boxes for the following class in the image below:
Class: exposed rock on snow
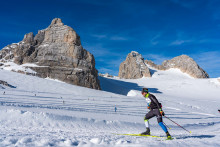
[119,51,151,79]
[0,18,100,89]
[0,80,16,88]
[145,55,209,78]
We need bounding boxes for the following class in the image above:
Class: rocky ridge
[118,51,151,79]
[0,18,100,89]
[145,55,209,78]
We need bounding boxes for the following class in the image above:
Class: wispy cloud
[110,36,129,41]
[150,33,161,45]
[170,39,192,45]
[190,51,220,69]
[168,31,194,46]
[91,34,107,39]
[190,51,220,77]
[198,39,220,44]
[90,33,130,41]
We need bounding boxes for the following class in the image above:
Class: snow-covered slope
[0,68,220,147]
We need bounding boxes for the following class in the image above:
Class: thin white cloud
[90,33,129,41]
[169,31,194,46]
[91,34,107,39]
[110,36,129,41]
[170,39,192,45]
[189,51,220,77]
[150,33,161,45]
[198,39,220,44]
[190,51,220,69]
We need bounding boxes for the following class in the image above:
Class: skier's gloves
[159,109,165,116]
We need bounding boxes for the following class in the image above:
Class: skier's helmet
[142,88,148,94]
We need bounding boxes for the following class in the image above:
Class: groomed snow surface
[0,68,220,147]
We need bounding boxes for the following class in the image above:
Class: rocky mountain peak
[0,18,100,89]
[50,18,64,27]
[22,32,34,44]
[118,51,151,79]
[145,54,209,78]
[162,55,209,78]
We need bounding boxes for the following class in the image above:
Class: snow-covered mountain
[0,67,220,146]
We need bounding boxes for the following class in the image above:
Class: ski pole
[164,115,191,133]
[163,121,171,130]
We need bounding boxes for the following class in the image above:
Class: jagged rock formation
[0,18,100,89]
[118,51,151,79]
[145,55,209,78]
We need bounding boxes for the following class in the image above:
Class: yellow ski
[113,133,174,140]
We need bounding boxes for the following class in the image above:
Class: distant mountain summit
[145,55,209,78]
[0,18,100,89]
[118,51,151,79]
[119,51,209,79]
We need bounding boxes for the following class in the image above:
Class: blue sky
[0,0,220,77]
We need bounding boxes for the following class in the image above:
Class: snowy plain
[0,67,220,147]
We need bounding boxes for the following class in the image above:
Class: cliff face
[145,55,209,78]
[0,18,100,89]
[119,51,209,79]
[118,51,151,79]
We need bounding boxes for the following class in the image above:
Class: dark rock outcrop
[0,18,100,89]
[0,80,16,88]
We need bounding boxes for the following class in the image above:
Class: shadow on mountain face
[149,68,157,75]
[99,76,162,96]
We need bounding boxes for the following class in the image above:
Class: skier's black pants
[144,109,162,123]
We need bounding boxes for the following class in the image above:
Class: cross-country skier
[141,88,171,139]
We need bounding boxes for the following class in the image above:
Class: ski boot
[166,131,172,140]
[141,127,150,135]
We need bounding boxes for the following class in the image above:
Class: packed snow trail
[0,69,220,146]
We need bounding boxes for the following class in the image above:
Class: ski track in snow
[0,69,220,147]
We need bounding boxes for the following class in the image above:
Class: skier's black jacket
[145,93,162,110]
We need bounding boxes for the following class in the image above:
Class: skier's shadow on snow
[99,76,162,95]
[176,135,215,139]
